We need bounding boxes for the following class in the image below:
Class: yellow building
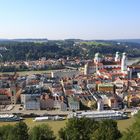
[98,83,115,93]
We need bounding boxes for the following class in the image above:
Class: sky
[0,0,140,40]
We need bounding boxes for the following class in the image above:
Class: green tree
[29,124,56,140]
[121,111,140,140]
[0,125,14,140]
[91,119,121,140]
[12,121,29,140]
[59,117,98,140]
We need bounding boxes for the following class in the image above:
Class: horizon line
[0,38,140,41]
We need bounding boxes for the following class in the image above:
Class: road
[0,105,71,115]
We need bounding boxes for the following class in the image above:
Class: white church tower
[94,53,101,63]
[84,63,89,75]
[121,52,127,73]
[115,52,121,62]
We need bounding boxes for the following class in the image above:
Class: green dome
[95,53,100,57]
[95,53,102,58]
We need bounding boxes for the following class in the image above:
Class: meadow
[0,117,135,136]
[0,70,51,76]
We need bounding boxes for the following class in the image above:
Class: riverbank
[0,69,67,76]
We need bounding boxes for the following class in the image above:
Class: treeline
[1,112,140,140]
[0,40,140,62]
[0,42,64,61]
[79,41,140,58]
[0,118,121,140]
[0,64,64,72]
[0,65,28,72]
[0,122,55,140]
[0,40,84,62]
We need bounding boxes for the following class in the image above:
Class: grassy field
[0,69,67,76]
[0,70,52,76]
[80,41,111,46]
[0,118,66,136]
[117,117,135,132]
[0,117,135,136]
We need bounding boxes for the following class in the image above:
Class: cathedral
[84,52,132,79]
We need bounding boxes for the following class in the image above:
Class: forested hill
[0,39,140,61]
[115,39,140,44]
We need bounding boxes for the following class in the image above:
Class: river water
[128,57,140,65]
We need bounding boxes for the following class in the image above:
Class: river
[128,57,140,65]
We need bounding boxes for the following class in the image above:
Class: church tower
[121,52,127,73]
[10,74,18,104]
[115,52,121,62]
[84,63,89,75]
[94,53,101,63]
[10,81,17,104]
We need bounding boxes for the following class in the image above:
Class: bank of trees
[0,41,82,62]
[0,122,29,140]
[0,122,55,140]
[0,118,121,140]
[59,118,121,140]
[0,40,140,62]
[1,112,140,140]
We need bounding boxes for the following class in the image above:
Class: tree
[29,124,56,140]
[12,121,29,140]
[91,119,121,140]
[0,125,14,140]
[59,117,98,140]
[121,111,140,140]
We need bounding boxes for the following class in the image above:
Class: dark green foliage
[0,40,140,62]
[0,42,64,61]
[0,125,14,140]
[12,121,29,140]
[0,122,28,140]
[121,111,140,140]
[59,117,98,140]
[29,124,56,140]
[91,120,122,140]
[0,122,55,140]
[59,118,121,140]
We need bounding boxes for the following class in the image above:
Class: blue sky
[0,0,140,39]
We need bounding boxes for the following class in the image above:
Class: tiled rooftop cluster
[0,52,140,111]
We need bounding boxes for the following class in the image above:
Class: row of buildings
[0,52,140,111]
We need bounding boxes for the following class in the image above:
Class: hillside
[0,39,140,61]
[115,39,140,44]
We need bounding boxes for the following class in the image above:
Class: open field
[117,117,135,132]
[0,118,66,137]
[0,117,135,136]
[0,70,51,76]
[80,41,111,46]
[0,69,68,76]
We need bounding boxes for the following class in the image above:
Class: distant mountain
[0,39,11,42]
[0,38,48,43]
[13,38,48,43]
[1,38,140,44]
[114,39,140,44]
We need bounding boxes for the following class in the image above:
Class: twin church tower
[115,52,127,73]
[84,51,129,76]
